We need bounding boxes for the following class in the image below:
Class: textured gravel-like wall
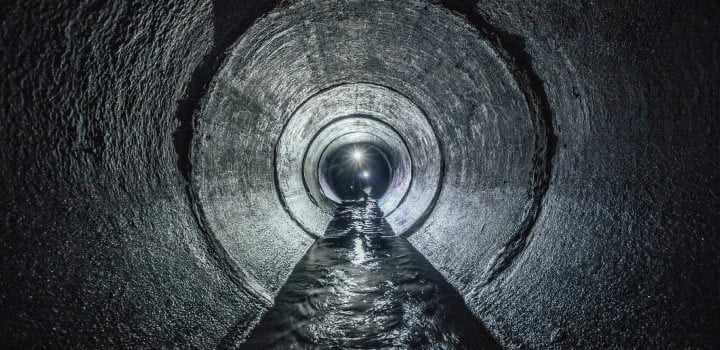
[1,1,278,348]
[2,0,718,348]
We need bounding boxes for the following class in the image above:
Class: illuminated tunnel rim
[181,1,555,291]
[314,131,407,214]
[301,115,414,217]
[319,141,393,203]
[273,81,445,238]
[301,115,412,210]
[315,133,405,211]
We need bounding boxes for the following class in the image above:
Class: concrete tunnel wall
[1,0,718,348]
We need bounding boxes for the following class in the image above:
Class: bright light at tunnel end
[352,148,364,162]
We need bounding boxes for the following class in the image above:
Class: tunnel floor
[242,200,500,349]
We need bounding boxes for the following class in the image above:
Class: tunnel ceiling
[1,0,719,349]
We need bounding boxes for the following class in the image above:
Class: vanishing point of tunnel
[1,0,719,349]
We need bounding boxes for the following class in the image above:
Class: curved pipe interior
[313,129,410,212]
[1,0,718,349]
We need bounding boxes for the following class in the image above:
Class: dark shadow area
[242,200,501,349]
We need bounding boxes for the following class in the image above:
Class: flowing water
[243,200,500,349]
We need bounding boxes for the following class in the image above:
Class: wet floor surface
[242,200,500,349]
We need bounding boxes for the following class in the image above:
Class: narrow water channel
[243,200,500,349]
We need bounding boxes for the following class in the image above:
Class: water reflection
[243,200,500,349]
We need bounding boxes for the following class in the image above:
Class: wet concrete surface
[2,1,719,348]
[242,200,500,349]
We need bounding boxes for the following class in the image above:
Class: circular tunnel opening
[323,142,391,201]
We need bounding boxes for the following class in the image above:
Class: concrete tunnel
[1,0,719,348]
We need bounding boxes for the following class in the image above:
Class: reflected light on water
[242,200,500,349]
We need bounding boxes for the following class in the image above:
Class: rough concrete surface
[1,0,718,348]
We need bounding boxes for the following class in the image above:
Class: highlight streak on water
[243,200,500,349]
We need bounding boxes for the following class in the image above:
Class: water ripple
[242,200,500,349]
